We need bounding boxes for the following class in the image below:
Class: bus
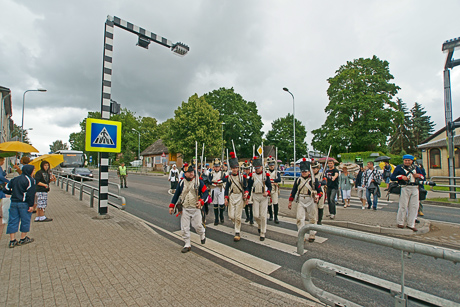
[54,150,86,174]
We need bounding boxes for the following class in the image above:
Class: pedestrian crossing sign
[85,118,122,152]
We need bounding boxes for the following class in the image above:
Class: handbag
[388,182,401,195]
[419,186,427,201]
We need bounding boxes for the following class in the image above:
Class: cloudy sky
[1,0,460,154]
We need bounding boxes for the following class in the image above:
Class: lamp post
[283,87,296,179]
[22,88,46,142]
[132,128,140,160]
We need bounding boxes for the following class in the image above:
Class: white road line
[264,224,328,244]
[206,223,304,256]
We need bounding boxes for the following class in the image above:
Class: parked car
[71,167,94,180]
[283,167,301,177]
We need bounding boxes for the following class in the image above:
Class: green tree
[265,114,308,162]
[165,94,222,160]
[388,98,413,154]
[49,140,69,152]
[12,124,31,144]
[204,87,263,158]
[311,56,400,157]
[410,102,435,149]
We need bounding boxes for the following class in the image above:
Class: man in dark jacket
[3,164,36,248]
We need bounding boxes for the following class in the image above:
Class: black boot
[268,205,273,221]
[244,205,249,222]
[214,208,219,225]
[219,205,225,223]
[274,204,279,224]
[317,208,324,225]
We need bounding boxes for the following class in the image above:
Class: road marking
[206,223,304,256]
[264,224,328,244]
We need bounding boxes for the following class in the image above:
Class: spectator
[362,161,382,210]
[383,161,392,190]
[13,156,30,175]
[325,159,339,219]
[354,165,366,209]
[168,164,179,193]
[34,161,56,222]
[0,157,10,218]
[117,162,128,188]
[3,164,36,248]
[339,166,354,208]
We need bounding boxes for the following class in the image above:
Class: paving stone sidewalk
[0,189,319,307]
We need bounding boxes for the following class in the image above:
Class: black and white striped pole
[98,15,189,215]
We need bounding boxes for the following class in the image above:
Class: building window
[154,156,161,164]
[429,148,441,169]
[455,147,460,169]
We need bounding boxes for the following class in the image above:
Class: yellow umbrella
[30,154,64,169]
[379,161,395,172]
[0,141,39,153]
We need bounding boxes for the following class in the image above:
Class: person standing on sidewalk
[0,157,10,219]
[3,164,36,248]
[390,155,424,232]
[338,166,354,208]
[117,162,128,188]
[267,156,281,224]
[242,161,254,225]
[288,158,323,242]
[34,161,56,222]
[246,156,272,241]
[383,161,392,190]
[168,164,179,193]
[362,161,382,210]
[354,165,367,209]
[169,163,208,253]
[325,159,339,219]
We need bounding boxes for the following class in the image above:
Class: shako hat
[299,158,311,172]
[229,152,239,168]
[183,163,194,173]
[311,158,320,169]
[252,156,262,168]
[266,156,275,166]
[213,158,221,166]
[242,160,251,169]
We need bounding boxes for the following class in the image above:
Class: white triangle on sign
[93,127,114,145]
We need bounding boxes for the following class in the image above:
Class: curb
[322,218,431,236]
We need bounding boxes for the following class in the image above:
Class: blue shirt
[0,166,9,199]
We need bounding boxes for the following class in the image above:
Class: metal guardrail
[54,173,126,210]
[54,171,121,195]
[429,176,460,194]
[297,225,460,307]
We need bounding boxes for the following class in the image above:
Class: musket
[231,139,241,182]
[195,141,199,200]
[201,143,205,177]
[275,147,279,195]
[226,148,229,176]
[319,145,332,182]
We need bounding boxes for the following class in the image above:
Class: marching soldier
[209,158,225,225]
[312,161,326,225]
[266,156,281,224]
[169,163,208,253]
[242,160,254,225]
[288,158,323,242]
[246,156,272,241]
[224,152,247,241]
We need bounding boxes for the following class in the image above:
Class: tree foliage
[164,94,222,161]
[311,56,400,157]
[49,140,69,153]
[410,102,435,149]
[388,98,413,154]
[12,124,31,144]
[265,113,308,162]
[204,87,263,158]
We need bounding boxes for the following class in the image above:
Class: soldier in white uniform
[312,161,326,225]
[209,158,225,225]
[266,156,281,224]
[224,152,247,241]
[288,158,323,242]
[246,156,272,241]
[169,163,209,253]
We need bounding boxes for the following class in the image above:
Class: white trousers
[270,186,279,204]
[253,193,269,237]
[397,186,419,228]
[296,196,317,238]
[211,186,224,205]
[228,193,244,233]
[181,208,205,248]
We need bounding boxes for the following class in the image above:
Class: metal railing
[54,173,126,210]
[297,225,460,307]
[54,171,121,195]
[429,176,460,194]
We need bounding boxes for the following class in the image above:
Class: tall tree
[311,56,400,157]
[265,114,308,162]
[164,94,222,160]
[12,124,31,144]
[388,98,413,154]
[49,140,69,152]
[204,87,263,158]
[410,102,435,148]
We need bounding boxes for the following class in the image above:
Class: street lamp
[132,128,140,160]
[22,88,46,142]
[283,87,296,179]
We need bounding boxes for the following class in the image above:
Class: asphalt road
[89,172,460,306]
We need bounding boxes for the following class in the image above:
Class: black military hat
[252,156,262,168]
[299,158,311,172]
[229,152,239,168]
[213,158,221,166]
[242,160,251,169]
[183,163,194,173]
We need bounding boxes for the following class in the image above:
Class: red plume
[253,156,257,160]
[302,158,306,161]
[269,155,272,158]
[311,158,315,162]
[230,152,236,159]
[184,163,188,167]
[245,160,248,163]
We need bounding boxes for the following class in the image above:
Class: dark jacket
[355,170,364,188]
[169,177,209,208]
[0,166,9,199]
[224,173,248,198]
[390,164,424,185]
[35,161,51,193]
[3,164,36,207]
[289,175,323,201]
[245,172,272,196]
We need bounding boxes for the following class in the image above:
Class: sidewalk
[0,189,319,307]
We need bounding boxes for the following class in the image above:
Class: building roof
[418,135,460,149]
[140,139,168,156]
[420,116,460,144]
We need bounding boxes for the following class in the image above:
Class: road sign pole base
[93,214,112,220]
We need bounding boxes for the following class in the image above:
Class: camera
[418,181,436,187]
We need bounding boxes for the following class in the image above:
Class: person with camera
[390,155,424,232]
[362,161,382,210]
